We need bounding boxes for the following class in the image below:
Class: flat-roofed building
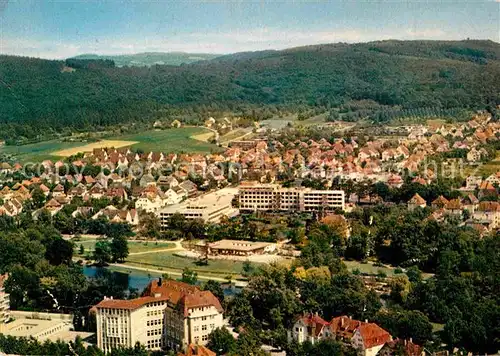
[196,239,277,256]
[94,279,224,354]
[0,311,92,343]
[157,187,239,228]
[238,183,345,212]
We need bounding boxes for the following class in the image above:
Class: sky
[0,0,499,59]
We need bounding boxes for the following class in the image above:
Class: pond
[83,266,241,297]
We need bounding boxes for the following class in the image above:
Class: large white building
[238,184,345,212]
[94,279,224,354]
[157,187,239,228]
[0,273,10,324]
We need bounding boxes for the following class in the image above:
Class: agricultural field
[107,127,221,153]
[52,140,138,157]
[0,140,84,162]
[0,127,221,163]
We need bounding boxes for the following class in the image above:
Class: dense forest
[1,40,499,141]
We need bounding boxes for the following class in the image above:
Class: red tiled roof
[384,338,423,356]
[409,193,426,205]
[357,322,392,349]
[178,344,216,356]
[95,279,223,316]
[330,316,362,339]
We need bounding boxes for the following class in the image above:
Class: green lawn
[126,251,258,276]
[344,260,398,276]
[75,240,175,254]
[108,127,221,153]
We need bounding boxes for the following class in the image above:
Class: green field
[0,140,84,162]
[108,127,221,153]
[126,251,258,277]
[0,127,221,163]
[75,240,175,255]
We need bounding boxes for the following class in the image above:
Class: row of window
[146,319,163,326]
[193,323,215,332]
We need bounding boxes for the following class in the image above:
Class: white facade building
[94,279,224,354]
[238,184,345,212]
[158,187,238,228]
[0,274,10,324]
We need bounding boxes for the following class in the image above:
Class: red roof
[330,315,362,339]
[95,279,223,316]
[357,323,392,349]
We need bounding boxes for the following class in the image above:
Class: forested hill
[1,40,500,141]
[70,52,220,67]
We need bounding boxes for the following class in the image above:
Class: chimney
[158,277,162,286]
[365,319,368,323]
[409,337,412,343]
[341,317,344,327]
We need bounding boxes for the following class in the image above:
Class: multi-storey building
[0,273,10,324]
[238,184,345,212]
[158,187,239,228]
[94,279,224,354]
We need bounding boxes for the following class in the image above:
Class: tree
[181,268,198,285]
[79,244,85,255]
[93,239,112,265]
[31,187,46,209]
[207,327,237,355]
[45,238,74,265]
[242,260,255,277]
[110,235,129,263]
[138,211,161,238]
[375,310,433,345]
[203,280,224,304]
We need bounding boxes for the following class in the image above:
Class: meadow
[0,127,221,163]
[106,127,220,153]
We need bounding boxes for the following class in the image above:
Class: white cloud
[0,26,465,59]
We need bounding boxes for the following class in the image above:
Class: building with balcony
[238,183,345,212]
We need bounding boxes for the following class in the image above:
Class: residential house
[466,147,482,162]
[288,313,331,345]
[408,194,426,210]
[443,199,462,216]
[379,338,424,356]
[431,196,449,209]
[93,206,139,225]
[52,184,65,197]
[472,201,500,229]
[351,323,392,356]
[158,176,179,189]
[179,180,198,198]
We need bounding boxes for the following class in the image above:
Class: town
[0,107,499,355]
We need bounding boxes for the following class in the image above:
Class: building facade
[0,273,10,324]
[158,188,238,228]
[94,279,224,354]
[238,184,345,212]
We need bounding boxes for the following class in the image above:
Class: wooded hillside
[1,40,499,141]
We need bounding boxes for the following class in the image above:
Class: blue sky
[0,0,499,59]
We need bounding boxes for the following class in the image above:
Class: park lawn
[108,127,221,153]
[125,251,259,276]
[344,260,397,276]
[75,240,175,254]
